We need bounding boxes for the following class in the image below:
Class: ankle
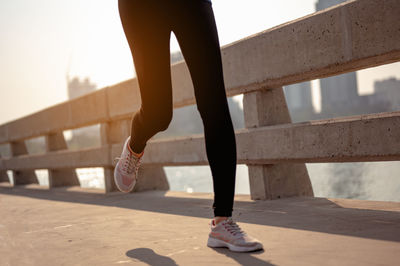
[214,216,229,225]
[127,139,144,158]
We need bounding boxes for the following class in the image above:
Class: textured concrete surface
[1,185,400,266]
[3,111,400,173]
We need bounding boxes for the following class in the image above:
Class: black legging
[118,0,236,217]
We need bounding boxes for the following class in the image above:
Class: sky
[0,0,399,124]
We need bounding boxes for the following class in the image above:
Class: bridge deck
[1,184,399,266]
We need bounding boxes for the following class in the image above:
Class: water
[6,161,399,202]
[164,164,250,195]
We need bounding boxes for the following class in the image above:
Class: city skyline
[0,0,399,125]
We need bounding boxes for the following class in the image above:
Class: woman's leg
[172,1,237,217]
[118,0,173,154]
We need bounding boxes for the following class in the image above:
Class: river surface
[10,161,399,202]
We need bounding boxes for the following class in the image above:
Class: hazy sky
[0,0,399,124]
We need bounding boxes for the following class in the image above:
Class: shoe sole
[207,237,263,252]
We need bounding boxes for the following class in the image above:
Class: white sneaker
[114,136,144,193]
[207,217,263,252]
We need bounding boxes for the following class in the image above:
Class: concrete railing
[1,0,399,199]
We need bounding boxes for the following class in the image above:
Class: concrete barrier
[0,0,399,197]
[3,111,399,168]
[1,0,399,144]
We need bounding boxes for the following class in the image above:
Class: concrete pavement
[1,184,399,265]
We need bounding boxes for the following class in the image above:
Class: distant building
[67,76,97,100]
[284,82,313,111]
[374,78,400,110]
[65,75,99,147]
[316,0,349,10]
[315,0,359,115]
[319,72,359,113]
[283,82,315,122]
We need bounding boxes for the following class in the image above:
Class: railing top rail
[2,111,399,170]
[0,0,399,144]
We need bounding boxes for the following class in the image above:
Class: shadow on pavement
[126,248,178,266]
[1,185,400,243]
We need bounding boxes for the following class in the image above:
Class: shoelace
[114,152,142,175]
[223,218,245,237]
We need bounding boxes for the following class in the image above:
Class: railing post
[100,120,129,193]
[0,156,9,183]
[242,88,314,200]
[45,132,80,187]
[10,141,38,185]
[101,119,169,193]
[0,154,9,183]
